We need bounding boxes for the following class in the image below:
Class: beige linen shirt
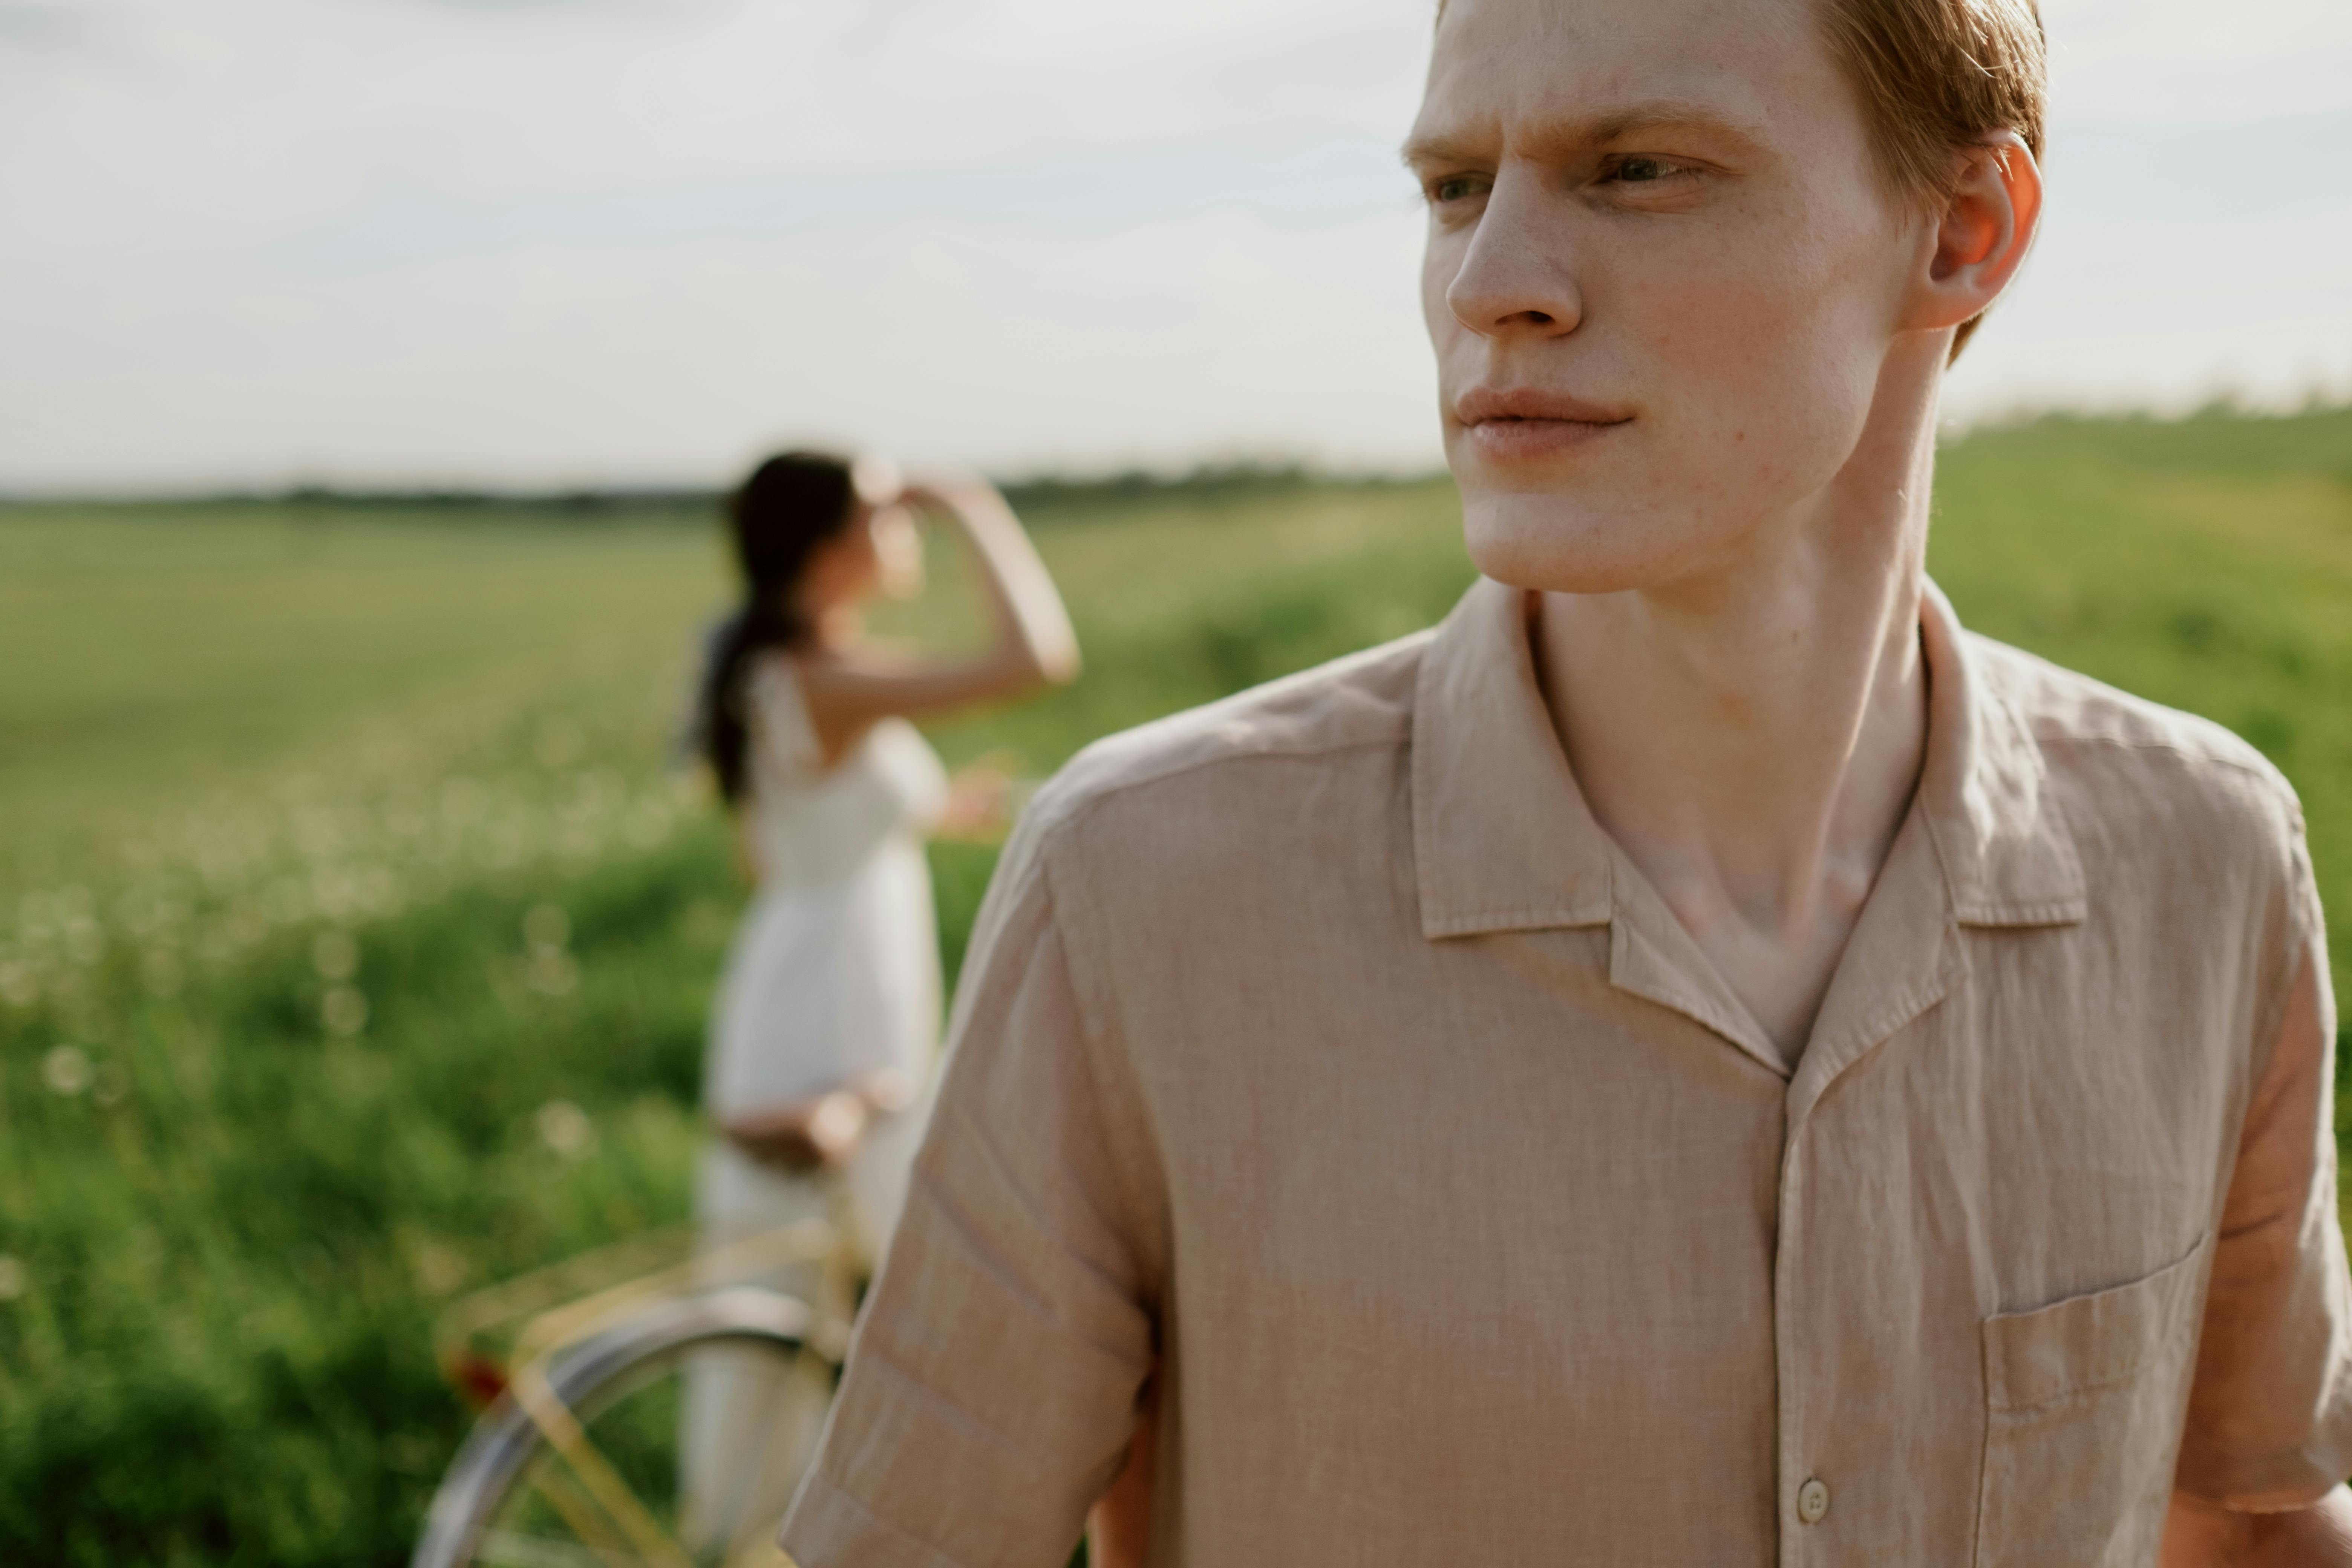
[782,577,2352,1568]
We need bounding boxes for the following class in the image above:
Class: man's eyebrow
[1398,129,1486,170]
[1401,99,1765,168]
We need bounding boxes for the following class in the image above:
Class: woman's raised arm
[796,474,1079,756]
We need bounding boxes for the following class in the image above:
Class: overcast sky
[2,0,2347,491]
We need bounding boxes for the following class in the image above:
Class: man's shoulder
[1969,631,2304,845]
[1021,628,1429,845]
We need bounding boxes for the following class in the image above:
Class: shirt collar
[1410,576,2087,944]
[1914,580,2089,927]
[1411,577,1615,938]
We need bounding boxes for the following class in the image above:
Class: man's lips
[1454,387,1633,460]
[1454,387,1632,427]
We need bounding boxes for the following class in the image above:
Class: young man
[779,0,2352,1561]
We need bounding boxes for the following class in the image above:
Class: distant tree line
[0,461,1436,521]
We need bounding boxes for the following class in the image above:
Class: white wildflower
[42,1045,92,1096]
[535,1099,594,1158]
[525,949,578,997]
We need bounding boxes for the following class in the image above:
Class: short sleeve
[2176,826,2352,1508]
[780,808,1162,1567]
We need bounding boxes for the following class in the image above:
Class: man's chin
[1459,494,1681,597]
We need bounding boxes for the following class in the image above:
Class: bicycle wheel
[412,1287,840,1568]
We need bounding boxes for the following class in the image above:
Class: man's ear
[1903,131,2043,341]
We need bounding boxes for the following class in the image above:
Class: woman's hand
[897,473,1081,689]
[850,454,904,512]
[936,753,1028,843]
[722,1092,868,1175]
[719,1070,920,1176]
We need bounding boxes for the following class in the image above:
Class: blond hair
[1817,0,2045,353]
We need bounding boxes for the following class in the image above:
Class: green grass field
[0,406,2346,1563]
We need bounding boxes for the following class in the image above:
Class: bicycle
[410,1186,869,1568]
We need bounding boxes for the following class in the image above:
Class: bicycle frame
[424,1179,870,1567]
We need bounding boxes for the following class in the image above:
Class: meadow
[0,405,2347,1563]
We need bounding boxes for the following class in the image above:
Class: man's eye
[1429,175,1488,204]
[1609,157,1681,184]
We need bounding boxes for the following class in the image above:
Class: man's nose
[1446,167,1584,340]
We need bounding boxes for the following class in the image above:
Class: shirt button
[1798,1478,1830,1525]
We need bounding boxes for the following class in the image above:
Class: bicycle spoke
[512,1364,696,1568]
[497,1439,646,1564]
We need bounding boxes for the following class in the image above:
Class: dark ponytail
[694,451,860,805]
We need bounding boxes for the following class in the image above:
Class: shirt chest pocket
[1976,1237,2209,1568]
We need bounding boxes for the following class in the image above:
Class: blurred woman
[682,450,1078,1543]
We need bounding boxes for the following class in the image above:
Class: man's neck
[1531,360,1940,1061]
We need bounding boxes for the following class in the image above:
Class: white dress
[682,654,947,1546]
[700,652,947,1249]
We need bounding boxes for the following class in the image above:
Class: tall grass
[0,408,2346,1562]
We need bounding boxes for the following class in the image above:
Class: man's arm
[2169,822,2352,1561]
[2163,1486,2352,1566]
[779,815,1164,1568]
